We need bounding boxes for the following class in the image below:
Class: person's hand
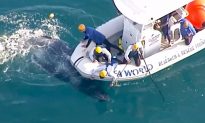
[154,23,160,30]
[156,23,160,28]
[140,54,144,59]
[81,40,88,47]
[93,60,98,63]
[127,60,131,64]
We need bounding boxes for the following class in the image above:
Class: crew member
[78,24,124,55]
[159,15,172,46]
[180,19,196,45]
[123,42,143,66]
[89,46,112,63]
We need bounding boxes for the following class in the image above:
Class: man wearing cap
[123,42,143,66]
[78,24,124,55]
[91,66,115,79]
[91,59,118,79]
[180,18,196,45]
[89,46,112,63]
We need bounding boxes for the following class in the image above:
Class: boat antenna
[141,55,165,102]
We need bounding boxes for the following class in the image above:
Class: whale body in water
[28,36,109,101]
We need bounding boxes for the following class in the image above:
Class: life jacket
[94,51,108,62]
[129,50,139,57]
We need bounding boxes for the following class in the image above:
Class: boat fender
[186,0,205,30]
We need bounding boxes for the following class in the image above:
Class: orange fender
[186,0,205,29]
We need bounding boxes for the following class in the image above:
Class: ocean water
[1,0,205,123]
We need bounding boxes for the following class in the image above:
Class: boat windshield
[122,18,143,47]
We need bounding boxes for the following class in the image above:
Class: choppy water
[1,0,205,123]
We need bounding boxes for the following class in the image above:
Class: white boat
[70,0,205,83]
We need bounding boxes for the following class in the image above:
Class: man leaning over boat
[78,24,124,55]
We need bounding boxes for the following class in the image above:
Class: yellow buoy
[48,13,55,19]
[0,35,7,42]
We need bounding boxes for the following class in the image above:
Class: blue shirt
[161,15,169,25]
[180,19,196,38]
[160,15,170,36]
[83,27,106,45]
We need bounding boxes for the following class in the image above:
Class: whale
[28,36,109,101]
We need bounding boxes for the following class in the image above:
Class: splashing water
[0,10,65,64]
[0,29,55,64]
[0,5,101,65]
[0,5,110,101]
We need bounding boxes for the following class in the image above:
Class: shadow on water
[29,36,109,101]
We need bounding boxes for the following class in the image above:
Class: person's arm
[93,65,105,73]
[91,65,106,77]
[81,31,89,47]
[189,24,196,35]
[84,27,94,48]
[124,45,132,62]
[102,48,112,63]
[160,21,168,27]
[107,65,113,77]
[107,64,117,77]
[160,15,169,27]
[83,35,89,40]
[180,27,187,38]
[81,30,90,47]
[83,29,89,40]
[85,39,92,48]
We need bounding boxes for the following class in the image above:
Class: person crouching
[180,19,196,45]
[89,46,111,63]
[123,43,143,66]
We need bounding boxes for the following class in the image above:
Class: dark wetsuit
[123,50,141,66]
[160,15,171,44]
[83,27,124,53]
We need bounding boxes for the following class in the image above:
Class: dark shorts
[184,36,193,45]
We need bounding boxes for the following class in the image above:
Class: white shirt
[124,42,143,61]
[89,47,112,63]
[91,64,117,78]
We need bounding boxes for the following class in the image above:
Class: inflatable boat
[70,0,205,83]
